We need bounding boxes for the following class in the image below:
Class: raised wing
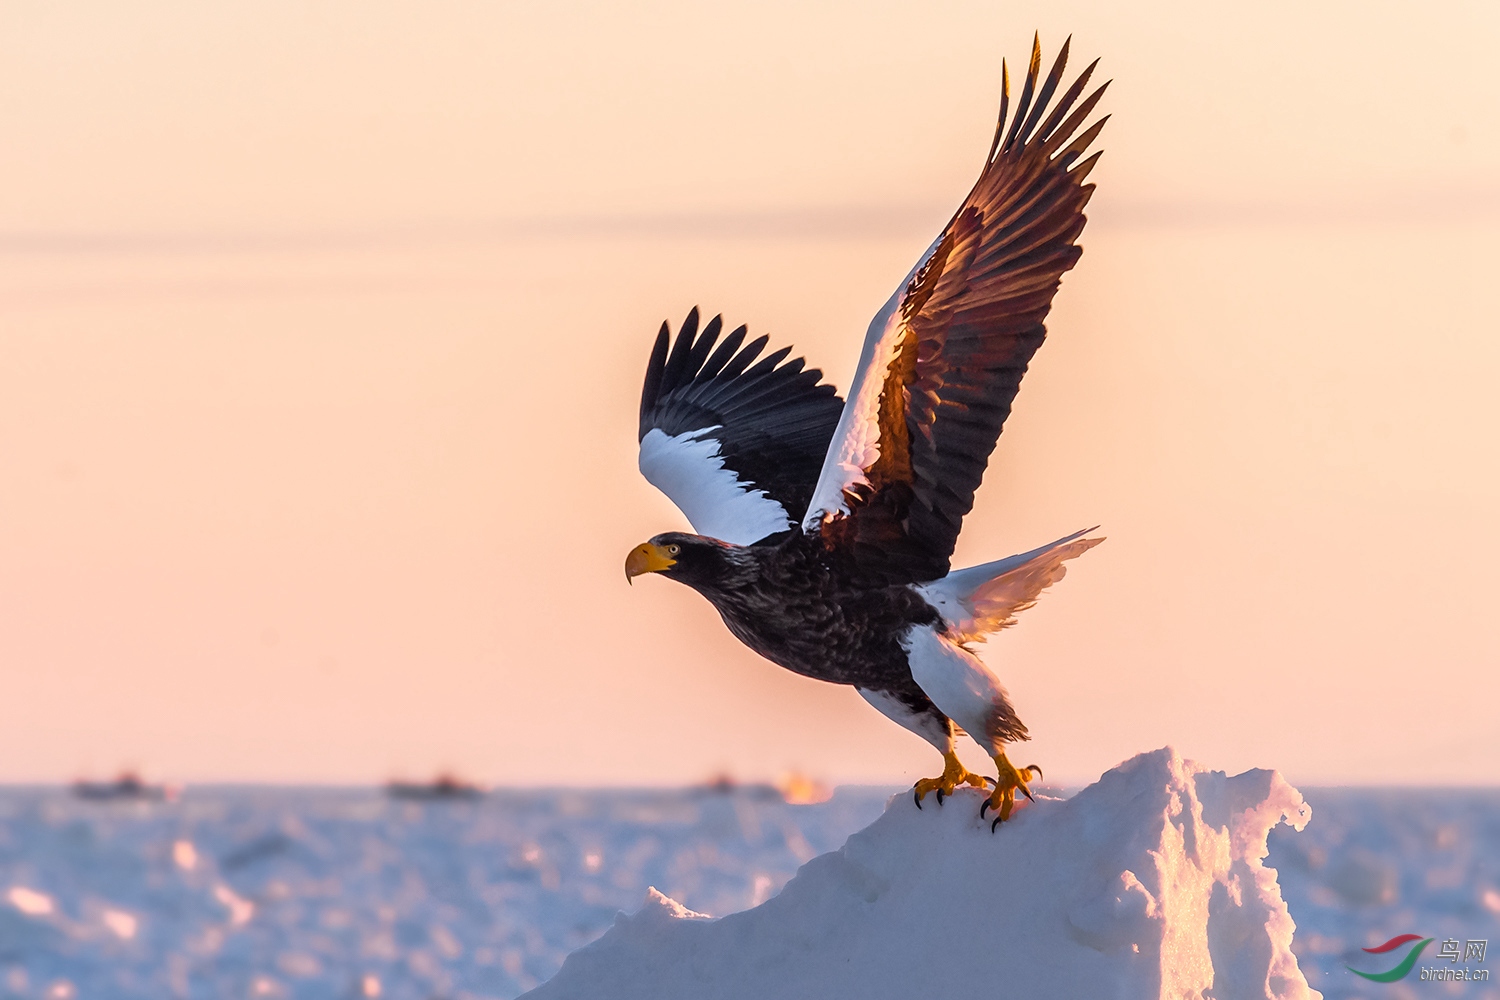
[801,36,1109,583]
[638,307,845,545]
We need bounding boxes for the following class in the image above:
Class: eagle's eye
[666,544,681,556]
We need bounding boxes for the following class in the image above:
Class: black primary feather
[639,309,846,525]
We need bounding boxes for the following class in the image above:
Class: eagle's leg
[912,751,991,809]
[981,751,1042,829]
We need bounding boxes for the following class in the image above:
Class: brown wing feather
[823,36,1109,584]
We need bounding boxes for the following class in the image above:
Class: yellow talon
[913,751,991,808]
[983,751,1041,828]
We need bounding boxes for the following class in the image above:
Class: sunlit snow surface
[0,785,1496,999]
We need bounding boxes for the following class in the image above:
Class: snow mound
[523,748,1319,1000]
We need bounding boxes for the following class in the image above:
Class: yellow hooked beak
[625,542,676,583]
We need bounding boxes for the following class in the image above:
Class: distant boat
[384,774,485,800]
[692,772,780,800]
[72,772,178,802]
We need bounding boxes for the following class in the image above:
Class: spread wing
[638,307,845,545]
[801,36,1109,583]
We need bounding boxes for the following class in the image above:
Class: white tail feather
[917,529,1104,644]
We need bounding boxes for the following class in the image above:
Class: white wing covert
[637,308,845,546]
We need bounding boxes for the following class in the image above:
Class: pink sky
[2,1,1496,786]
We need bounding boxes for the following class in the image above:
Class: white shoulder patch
[801,235,944,530]
[638,428,792,546]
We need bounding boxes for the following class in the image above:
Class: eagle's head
[624,532,750,590]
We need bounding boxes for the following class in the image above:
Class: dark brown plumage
[627,36,1108,823]
[818,37,1108,584]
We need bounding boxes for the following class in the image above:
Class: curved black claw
[913,786,922,810]
[1020,784,1035,803]
[991,816,1003,833]
[935,788,945,806]
[1027,764,1044,781]
[979,798,991,819]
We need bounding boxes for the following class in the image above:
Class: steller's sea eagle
[625,36,1107,827]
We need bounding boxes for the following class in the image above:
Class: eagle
[625,37,1107,827]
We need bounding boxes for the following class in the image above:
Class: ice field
[1,781,1496,999]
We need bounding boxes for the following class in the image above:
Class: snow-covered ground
[527,749,1321,999]
[1,769,1496,999]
